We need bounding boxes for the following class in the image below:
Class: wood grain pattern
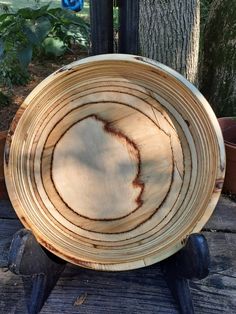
[4,54,225,270]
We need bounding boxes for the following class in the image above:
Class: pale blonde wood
[4,54,225,270]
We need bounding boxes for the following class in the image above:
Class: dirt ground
[0,52,88,132]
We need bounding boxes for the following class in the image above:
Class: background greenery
[1,0,233,117]
[0,1,89,88]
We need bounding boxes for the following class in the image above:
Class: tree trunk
[200,0,236,117]
[139,0,200,84]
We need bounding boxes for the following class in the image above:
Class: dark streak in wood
[134,56,145,62]
[36,100,178,234]
[49,114,145,221]
[4,133,11,166]
[4,107,26,166]
[54,66,77,74]
[43,113,178,235]
[102,116,145,210]
[185,120,190,127]
[10,81,190,237]
[35,107,186,238]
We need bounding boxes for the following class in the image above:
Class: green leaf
[0,15,16,32]
[18,46,33,68]
[17,7,35,19]
[42,37,67,57]
[18,4,50,20]
[23,23,38,44]
[35,17,51,41]
[23,17,51,46]
[0,13,14,22]
[47,7,64,17]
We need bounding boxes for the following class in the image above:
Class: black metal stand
[118,0,139,54]
[161,234,210,314]
[90,0,114,55]
[8,229,66,314]
[90,0,139,55]
[8,229,210,314]
[7,1,210,313]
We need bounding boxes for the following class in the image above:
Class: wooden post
[90,0,114,55]
[118,0,139,54]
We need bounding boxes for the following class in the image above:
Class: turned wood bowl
[4,54,225,270]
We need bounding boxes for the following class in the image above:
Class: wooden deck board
[204,196,236,232]
[0,197,236,313]
[0,218,23,268]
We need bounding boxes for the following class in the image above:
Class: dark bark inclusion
[101,115,145,210]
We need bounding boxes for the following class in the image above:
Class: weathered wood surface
[0,232,235,313]
[204,196,236,232]
[0,197,236,313]
[0,218,22,268]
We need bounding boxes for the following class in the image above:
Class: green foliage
[42,37,66,56]
[200,0,213,30]
[0,2,10,13]
[0,4,90,87]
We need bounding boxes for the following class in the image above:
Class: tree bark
[139,0,200,84]
[200,0,236,117]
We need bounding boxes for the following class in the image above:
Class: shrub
[0,4,89,87]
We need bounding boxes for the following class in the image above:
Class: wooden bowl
[4,54,225,270]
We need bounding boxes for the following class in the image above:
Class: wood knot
[214,179,224,192]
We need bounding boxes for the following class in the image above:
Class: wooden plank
[205,196,236,232]
[191,232,236,314]
[0,270,27,313]
[0,218,23,267]
[0,232,236,313]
